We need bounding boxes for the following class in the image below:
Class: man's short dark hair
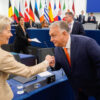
[65,12,74,18]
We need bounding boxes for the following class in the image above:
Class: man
[65,12,85,35]
[88,13,96,23]
[49,21,100,100]
[25,19,37,28]
[78,10,85,24]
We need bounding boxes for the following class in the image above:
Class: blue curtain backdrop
[87,0,100,12]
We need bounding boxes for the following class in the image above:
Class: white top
[68,20,74,34]
[63,35,71,56]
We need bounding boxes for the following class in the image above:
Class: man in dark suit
[49,21,100,100]
[65,12,85,35]
[25,19,37,28]
[88,13,96,23]
[78,10,85,24]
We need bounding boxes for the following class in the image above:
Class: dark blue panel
[27,28,54,48]
[85,30,100,45]
[87,0,100,12]
[9,29,16,44]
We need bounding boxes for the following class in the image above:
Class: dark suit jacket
[71,21,85,35]
[14,25,29,48]
[78,15,85,24]
[25,22,37,28]
[88,16,96,23]
[54,35,100,94]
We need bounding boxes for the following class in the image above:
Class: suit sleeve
[86,38,100,79]
[0,53,49,78]
[94,16,96,23]
[53,48,62,70]
[79,23,85,35]
[88,17,90,22]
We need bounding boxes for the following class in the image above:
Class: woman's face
[19,17,24,26]
[0,24,12,45]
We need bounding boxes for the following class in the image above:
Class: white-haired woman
[0,15,53,100]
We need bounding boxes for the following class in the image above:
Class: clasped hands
[45,55,55,67]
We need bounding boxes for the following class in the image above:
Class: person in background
[98,23,100,30]
[0,15,54,100]
[49,21,100,100]
[25,19,37,28]
[88,13,96,23]
[41,19,49,28]
[14,16,32,54]
[78,10,85,24]
[65,12,85,35]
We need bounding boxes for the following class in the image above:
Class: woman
[0,15,53,100]
[14,16,31,54]
[41,19,49,28]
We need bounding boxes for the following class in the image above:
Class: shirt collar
[69,20,74,25]
[63,35,71,49]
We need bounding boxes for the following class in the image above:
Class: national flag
[8,0,13,17]
[53,1,58,21]
[24,0,29,22]
[19,1,23,17]
[58,1,61,20]
[62,0,66,19]
[14,0,19,23]
[63,0,66,11]
[29,1,35,21]
[34,0,40,22]
[39,0,44,22]
[72,0,75,15]
[44,0,49,23]
[48,1,54,22]
[67,0,70,12]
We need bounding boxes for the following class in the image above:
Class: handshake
[45,55,55,67]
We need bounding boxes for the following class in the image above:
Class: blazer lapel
[71,35,77,69]
[59,47,71,72]
[19,25,26,36]
[71,22,75,34]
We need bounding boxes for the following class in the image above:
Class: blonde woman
[0,15,54,100]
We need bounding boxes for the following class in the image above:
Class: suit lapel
[59,47,71,72]
[71,35,77,68]
[71,22,75,34]
[19,25,26,36]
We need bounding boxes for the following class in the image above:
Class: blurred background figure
[41,19,49,28]
[25,19,37,28]
[14,16,32,54]
[88,13,97,23]
[65,12,85,35]
[78,10,85,24]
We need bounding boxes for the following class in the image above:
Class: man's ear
[62,30,67,36]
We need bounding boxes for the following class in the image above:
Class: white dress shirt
[63,35,71,56]
[68,21,74,34]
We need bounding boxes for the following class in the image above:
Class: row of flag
[8,0,75,23]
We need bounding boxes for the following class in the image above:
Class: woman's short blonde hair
[0,15,13,33]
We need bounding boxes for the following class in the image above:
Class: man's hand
[45,55,55,67]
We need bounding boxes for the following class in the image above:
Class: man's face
[90,14,93,16]
[49,26,65,47]
[65,14,73,23]
[81,11,84,15]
